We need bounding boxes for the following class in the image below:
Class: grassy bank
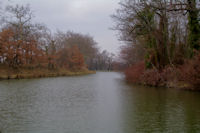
[0,66,95,80]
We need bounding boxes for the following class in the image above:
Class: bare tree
[112,0,200,69]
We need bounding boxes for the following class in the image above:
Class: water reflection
[0,72,199,133]
[120,85,200,133]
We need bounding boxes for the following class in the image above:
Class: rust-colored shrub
[124,52,200,90]
[124,61,145,83]
[141,69,162,86]
[179,52,200,89]
[141,66,176,87]
[125,61,177,86]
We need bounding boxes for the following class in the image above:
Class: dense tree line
[112,0,200,89]
[0,4,115,71]
[53,31,115,71]
[89,50,115,71]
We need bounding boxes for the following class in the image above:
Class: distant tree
[55,31,98,69]
[46,40,57,69]
[5,4,33,41]
[0,29,16,66]
[68,45,85,70]
[1,4,50,68]
[57,47,70,69]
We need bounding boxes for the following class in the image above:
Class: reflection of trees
[121,87,167,133]
[121,86,200,132]
[180,92,200,133]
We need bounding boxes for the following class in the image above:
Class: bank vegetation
[112,0,200,90]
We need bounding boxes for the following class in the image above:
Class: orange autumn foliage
[0,28,86,72]
[0,29,45,68]
[69,45,85,70]
[57,45,85,70]
[125,61,145,83]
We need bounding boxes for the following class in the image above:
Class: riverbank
[125,53,200,91]
[126,77,194,91]
[0,66,95,80]
[125,67,197,91]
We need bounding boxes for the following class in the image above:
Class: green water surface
[0,72,199,133]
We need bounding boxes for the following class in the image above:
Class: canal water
[0,72,200,133]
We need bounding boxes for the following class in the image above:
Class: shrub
[125,61,177,86]
[179,52,200,89]
[141,69,162,86]
[124,61,145,83]
[124,52,200,90]
[141,66,177,87]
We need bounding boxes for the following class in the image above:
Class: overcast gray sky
[3,0,122,54]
